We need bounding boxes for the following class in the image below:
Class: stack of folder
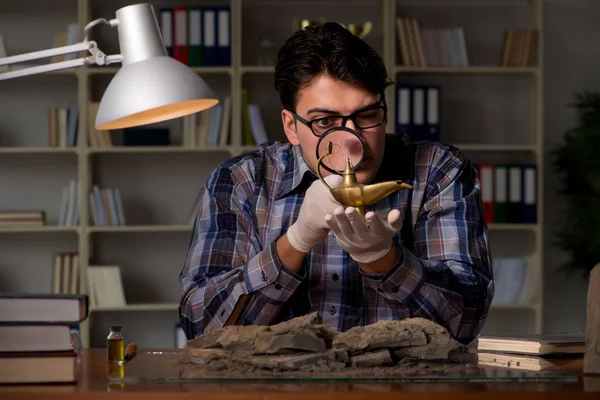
[158,6,231,67]
[476,163,537,224]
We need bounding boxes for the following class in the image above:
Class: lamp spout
[322,157,413,219]
[359,180,414,205]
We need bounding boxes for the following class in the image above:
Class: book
[477,352,557,372]
[0,351,77,384]
[86,266,126,309]
[0,324,72,353]
[0,294,88,324]
[477,333,586,356]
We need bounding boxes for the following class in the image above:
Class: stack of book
[89,185,125,226]
[501,29,537,67]
[395,16,469,68]
[0,210,45,228]
[87,102,113,148]
[86,265,126,309]
[52,253,80,295]
[48,103,78,148]
[476,333,585,372]
[58,180,79,227]
[0,294,88,384]
[478,334,586,356]
[181,96,232,148]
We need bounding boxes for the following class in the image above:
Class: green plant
[552,90,600,278]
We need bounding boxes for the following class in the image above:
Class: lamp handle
[316,141,335,190]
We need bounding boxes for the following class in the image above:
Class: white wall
[541,0,600,334]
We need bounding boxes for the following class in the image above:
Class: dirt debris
[182,313,475,379]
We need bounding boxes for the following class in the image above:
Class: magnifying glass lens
[316,128,365,173]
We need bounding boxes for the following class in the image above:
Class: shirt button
[329,306,336,315]
[275,284,282,290]
[332,273,339,281]
[220,309,226,317]
[261,272,267,282]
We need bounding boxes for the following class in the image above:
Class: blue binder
[202,8,217,66]
[395,84,440,142]
[395,84,412,137]
[158,8,173,57]
[215,7,231,66]
[522,164,537,223]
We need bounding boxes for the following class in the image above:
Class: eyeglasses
[290,104,387,137]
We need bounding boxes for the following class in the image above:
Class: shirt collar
[276,145,317,199]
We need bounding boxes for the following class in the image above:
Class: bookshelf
[0,0,544,348]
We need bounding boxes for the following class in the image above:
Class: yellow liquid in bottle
[106,337,125,379]
[106,362,125,379]
[107,337,125,365]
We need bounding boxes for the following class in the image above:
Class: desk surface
[1,349,599,399]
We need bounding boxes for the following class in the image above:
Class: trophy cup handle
[360,21,373,38]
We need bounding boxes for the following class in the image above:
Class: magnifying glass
[315,126,366,175]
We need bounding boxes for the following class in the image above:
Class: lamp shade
[95,3,218,130]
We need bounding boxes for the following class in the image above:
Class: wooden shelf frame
[0,0,544,347]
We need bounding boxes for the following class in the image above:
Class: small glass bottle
[107,325,125,366]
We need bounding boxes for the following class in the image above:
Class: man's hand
[286,174,343,253]
[325,206,403,264]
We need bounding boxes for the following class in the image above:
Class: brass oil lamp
[316,140,413,219]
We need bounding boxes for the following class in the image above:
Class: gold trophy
[340,21,373,39]
[292,17,326,32]
[316,141,413,220]
[293,18,373,40]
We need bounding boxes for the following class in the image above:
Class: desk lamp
[0,3,218,129]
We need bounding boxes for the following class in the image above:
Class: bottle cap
[110,325,122,331]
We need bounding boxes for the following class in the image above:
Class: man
[179,22,493,345]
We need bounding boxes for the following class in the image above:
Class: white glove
[286,174,343,253]
[325,206,403,264]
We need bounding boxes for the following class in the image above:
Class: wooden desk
[0,349,598,399]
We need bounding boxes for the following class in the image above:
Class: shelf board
[88,225,193,233]
[85,66,232,75]
[396,0,537,7]
[240,66,275,74]
[88,146,231,154]
[48,70,78,76]
[452,144,537,152]
[0,226,79,233]
[490,302,539,311]
[191,66,232,74]
[0,147,78,154]
[236,144,259,152]
[90,302,179,312]
[488,223,538,231]
[394,66,539,74]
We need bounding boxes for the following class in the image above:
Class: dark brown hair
[274,22,393,112]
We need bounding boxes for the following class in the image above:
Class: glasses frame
[289,103,388,137]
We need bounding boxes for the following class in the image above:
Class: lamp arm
[0,17,122,82]
[83,17,119,41]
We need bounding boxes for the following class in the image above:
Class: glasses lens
[312,117,344,136]
[355,107,385,128]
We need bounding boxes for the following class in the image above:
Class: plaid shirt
[179,134,493,344]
